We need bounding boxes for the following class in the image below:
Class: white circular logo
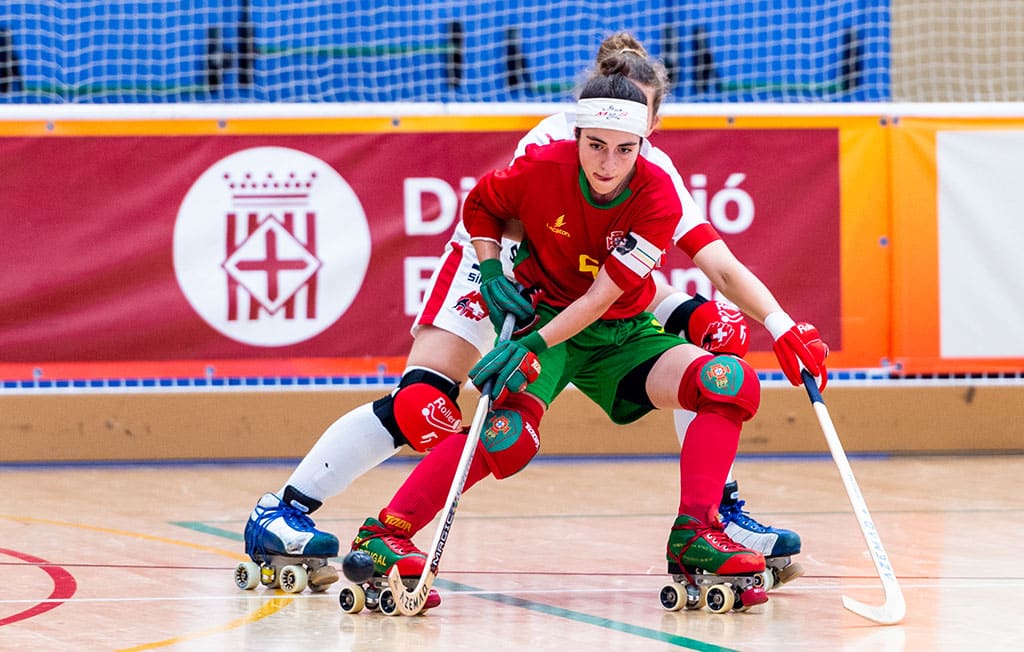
[174,146,370,347]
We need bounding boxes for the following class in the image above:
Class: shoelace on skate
[670,521,750,585]
[249,502,317,558]
[719,498,749,517]
[676,521,748,556]
[720,499,773,533]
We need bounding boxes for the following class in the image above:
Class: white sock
[673,408,697,446]
[652,292,690,332]
[282,402,399,501]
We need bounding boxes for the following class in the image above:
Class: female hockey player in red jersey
[344,63,826,610]
[239,34,826,602]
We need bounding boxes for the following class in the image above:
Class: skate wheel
[705,584,735,614]
[339,585,366,614]
[279,564,308,594]
[774,561,805,586]
[659,583,685,611]
[754,569,775,592]
[378,588,400,616]
[234,562,260,590]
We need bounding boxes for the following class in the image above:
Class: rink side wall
[3,384,1023,464]
[2,105,1023,463]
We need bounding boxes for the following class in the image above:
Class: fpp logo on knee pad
[478,393,542,479]
[393,383,463,452]
[695,354,760,418]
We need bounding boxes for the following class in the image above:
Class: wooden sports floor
[2,453,1022,651]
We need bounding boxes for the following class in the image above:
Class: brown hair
[592,32,670,116]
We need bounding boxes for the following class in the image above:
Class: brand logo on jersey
[174,147,371,347]
[546,214,571,238]
[453,290,487,322]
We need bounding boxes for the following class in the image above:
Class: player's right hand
[478,258,535,334]
[767,313,829,390]
[469,334,544,402]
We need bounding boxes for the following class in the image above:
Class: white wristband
[764,311,796,341]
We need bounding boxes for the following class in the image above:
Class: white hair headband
[575,97,648,138]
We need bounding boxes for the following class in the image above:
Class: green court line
[173,520,739,651]
[172,521,243,542]
[435,578,740,652]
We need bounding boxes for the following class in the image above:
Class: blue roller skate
[234,489,340,594]
[718,481,804,590]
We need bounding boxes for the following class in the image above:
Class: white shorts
[411,235,520,356]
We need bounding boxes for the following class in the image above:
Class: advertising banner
[0,118,860,380]
[890,116,1024,373]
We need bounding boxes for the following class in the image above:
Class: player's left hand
[768,314,829,390]
[478,258,535,335]
[470,333,545,402]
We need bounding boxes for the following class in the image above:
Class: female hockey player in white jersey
[239,33,827,599]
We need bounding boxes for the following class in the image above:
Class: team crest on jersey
[606,230,628,251]
[453,290,487,321]
[174,147,371,346]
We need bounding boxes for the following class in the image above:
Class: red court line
[0,548,78,626]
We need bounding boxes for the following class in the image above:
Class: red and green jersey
[463,140,683,320]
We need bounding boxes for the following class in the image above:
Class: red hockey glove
[766,313,829,390]
[469,332,545,403]
[684,296,749,357]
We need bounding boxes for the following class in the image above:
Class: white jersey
[413,112,709,355]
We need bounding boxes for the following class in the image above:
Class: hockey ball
[342,550,375,583]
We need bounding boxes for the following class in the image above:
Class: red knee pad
[476,392,543,479]
[393,382,463,452]
[678,354,760,421]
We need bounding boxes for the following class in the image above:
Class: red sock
[676,358,744,521]
[677,409,742,521]
[385,433,492,533]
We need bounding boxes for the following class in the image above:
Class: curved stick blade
[843,591,906,625]
[386,565,435,616]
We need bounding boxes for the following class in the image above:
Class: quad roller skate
[338,510,442,616]
[718,481,804,591]
[659,514,769,614]
[234,492,340,594]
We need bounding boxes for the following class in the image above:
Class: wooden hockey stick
[388,313,517,616]
[801,370,906,625]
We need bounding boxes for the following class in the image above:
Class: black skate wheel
[342,550,376,583]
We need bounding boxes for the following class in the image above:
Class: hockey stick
[802,370,906,625]
[388,313,517,616]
